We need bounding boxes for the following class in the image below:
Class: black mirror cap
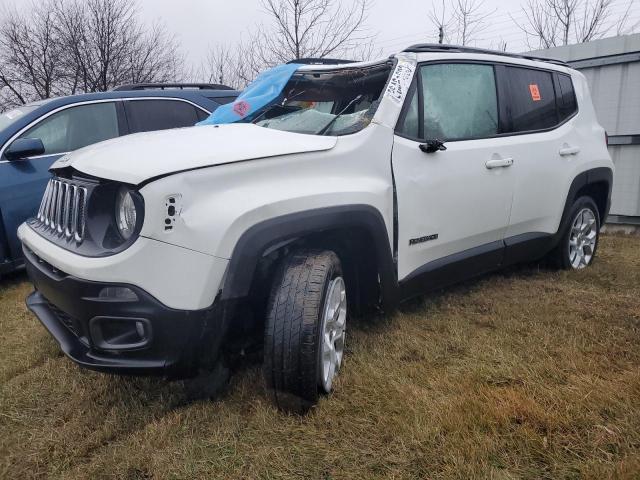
[5,138,46,161]
[419,139,447,154]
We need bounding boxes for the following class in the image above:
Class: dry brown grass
[1,235,640,480]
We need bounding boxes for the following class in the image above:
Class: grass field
[1,234,639,480]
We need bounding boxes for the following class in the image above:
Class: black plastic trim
[503,232,554,265]
[403,43,569,67]
[557,167,613,234]
[221,205,399,311]
[399,240,504,300]
[23,245,224,376]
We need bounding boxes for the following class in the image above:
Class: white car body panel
[140,124,395,261]
[392,135,514,279]
[18,223,228,310]
[51,123,338,185]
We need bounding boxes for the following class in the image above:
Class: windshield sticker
[233,100,251,118]
[529,84,541,102]
[386,61,416,105]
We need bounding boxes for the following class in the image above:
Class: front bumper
[23,246,225,376]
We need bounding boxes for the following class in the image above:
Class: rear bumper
[23,246,225,376]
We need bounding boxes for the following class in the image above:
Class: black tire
[551,196,601,270]
[263,250,344,413]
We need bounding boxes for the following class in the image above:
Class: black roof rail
[403,44,569,67]
[112,83,234,92]
[287,58,357,65]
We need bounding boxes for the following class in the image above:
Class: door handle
[485,158,514,169]
[559,146,580,156]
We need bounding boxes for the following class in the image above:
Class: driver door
[392,62,515,288]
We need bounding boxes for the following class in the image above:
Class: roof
[404,43,569,67]
[112,83,234,91]
[24,88,239,111]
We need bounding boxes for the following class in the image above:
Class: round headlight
[116,187,137,240]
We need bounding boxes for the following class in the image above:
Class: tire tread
[263,250,341,413]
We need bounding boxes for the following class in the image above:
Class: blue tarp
[198,63,303,125]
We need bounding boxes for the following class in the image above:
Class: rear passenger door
[500,66,580,241]
[124,99,208,134]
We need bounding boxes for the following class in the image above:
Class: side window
[126,100,201,134]
[196,109,209,122]
[396,85,419,138]
[507,67,558,132]
[420,63,498,141]
[557,74,578,121]
[17,102,119,156]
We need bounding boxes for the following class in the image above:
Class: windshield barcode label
[386,60,416,105]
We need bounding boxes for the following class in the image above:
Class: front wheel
[553,196,601,270]
[263,250,347,413]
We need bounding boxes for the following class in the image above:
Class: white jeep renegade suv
[19,44,613,412]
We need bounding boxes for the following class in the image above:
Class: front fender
[220,205,398,310]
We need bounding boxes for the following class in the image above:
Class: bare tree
[0,0,66,107]
[428,0,494,46]
[451,0,495,45]
[516,0,615,49]
[616,0,640,35]
[56,0,183,93]
[428,0,452,44]
[255,0,376,63]
[201,0,378,88]
[0,0,183,109]
[198,44,254,90]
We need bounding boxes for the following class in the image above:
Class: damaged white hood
[51,123,338,184]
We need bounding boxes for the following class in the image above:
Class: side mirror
[5,138,45,161]
[419,139,447,154]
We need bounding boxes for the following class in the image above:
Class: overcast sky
[7,0,640,67]
[134,0,639,67]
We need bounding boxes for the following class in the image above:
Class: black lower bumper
[23,246,225,377]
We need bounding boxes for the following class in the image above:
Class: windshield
[247,62,393,136]
[0,105,39,131]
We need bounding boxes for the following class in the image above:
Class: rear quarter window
[506,67,558,132]
[556,74,578,121]
[126,100,202,134]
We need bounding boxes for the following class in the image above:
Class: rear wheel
[263,250,347,413]
[553,196,600,270]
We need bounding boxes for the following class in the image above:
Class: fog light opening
[89,317,152,351]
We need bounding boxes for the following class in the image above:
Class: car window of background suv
[18,102,119,156]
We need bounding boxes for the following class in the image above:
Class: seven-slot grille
[37,178,88,242]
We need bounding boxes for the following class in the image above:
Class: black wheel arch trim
[556,167,612,244]
[220,205,399,311]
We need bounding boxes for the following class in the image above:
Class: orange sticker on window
[529,84,541,101]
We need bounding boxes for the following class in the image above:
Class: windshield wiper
[317,94,363,136]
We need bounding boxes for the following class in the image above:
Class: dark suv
[0,84,238,276]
